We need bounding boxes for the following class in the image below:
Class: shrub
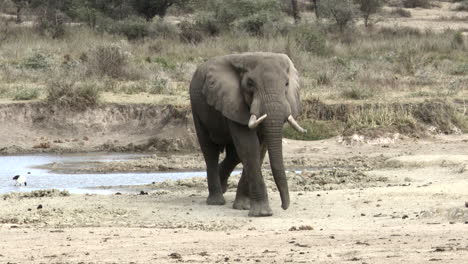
[234,10,285,35]
[451,31,465,49]
[316,72,332,85]
[13,87,40,101]
[87,43,131,79]
[179,20,204,44]
[390,7,412,17]
[341,86,375,100]
[317,0,358,32]
[402,0,431,8]
[107,17,149,40]
[148,18,180,39]
[378,26,420,38]
[148,57,177,70]
[21,51,50,70]
[148,77,169,94]
[34,6,67,38]
[355,0,383,27]
[454,1,468,11]
[347,104,417,131]
[195,12,221,36]
[292,24,331,55]
[203,0,282,33]
[283,120,343,141]
[46,78,100,110]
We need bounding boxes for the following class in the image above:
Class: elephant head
[202,52,305,210]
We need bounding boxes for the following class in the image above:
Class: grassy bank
[1,23,467,104]
[0,5,467,140]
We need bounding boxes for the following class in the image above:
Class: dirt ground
[1,134,467,263]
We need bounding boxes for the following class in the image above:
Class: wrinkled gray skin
[189,52,303,217]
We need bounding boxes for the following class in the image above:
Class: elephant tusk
[288,115,307,134]
[248,114,267,129]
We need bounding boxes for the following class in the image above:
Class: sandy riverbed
[1,135,468,263]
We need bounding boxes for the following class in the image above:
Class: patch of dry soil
[1,134,468,263]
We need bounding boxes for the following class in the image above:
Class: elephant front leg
[229,121,272,217]
[233,143,266,210]
[233,169,250,210]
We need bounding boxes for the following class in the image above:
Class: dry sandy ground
[1,134,468,263]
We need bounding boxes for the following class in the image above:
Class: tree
[12,0,32,23]
[132,0,188,20]
[290,0,300,23]
[310,0,319,19]
[317,0,357,32]
[355,0,382,27]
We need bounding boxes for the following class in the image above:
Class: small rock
[465,201,468,208]
[115,192,122,195]
[37,204,43,210]
[169,253,182,259]
[402,215,409,219]
[139,191,148,195]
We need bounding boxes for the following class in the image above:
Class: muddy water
[0,153,206,194]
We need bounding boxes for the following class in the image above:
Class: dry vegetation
[0,0,467,139]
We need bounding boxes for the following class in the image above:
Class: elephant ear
[202,55,250,125]
[279,54,301,118]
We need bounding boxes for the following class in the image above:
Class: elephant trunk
[263,106,290,210]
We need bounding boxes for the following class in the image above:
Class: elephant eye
[247,78,255,87]
[285,80,289,87]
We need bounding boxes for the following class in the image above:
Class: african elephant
[189,52,306,217]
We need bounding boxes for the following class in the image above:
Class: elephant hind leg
[193,115,225,205]
[219,144,240,193]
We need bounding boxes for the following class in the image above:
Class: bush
[317,0,358,32]
[292,24,331,55]
[34,6,67,38]
[402,0,431,8]
[356,0,383,27]
[148,18,180,39]
[179,20,204,44]
[283,120,343,141]
[203,0,282,33]
[347,105,416,131]
[107,17,149,40]
[13,88,40,101]
[454,1,468,11]
[451,31,465,49]
[234,10,284,35]
[390,7,412,17]
[195,12,221,36]
[46,78,100,110]
[21,51,50,70]
[87,43,131,79]
[341,86,375,100]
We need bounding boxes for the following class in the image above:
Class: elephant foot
[248,200,273,217]
[233,195,250,210]
[206,193,226,205]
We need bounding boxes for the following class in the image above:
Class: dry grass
[0,13,467,109]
